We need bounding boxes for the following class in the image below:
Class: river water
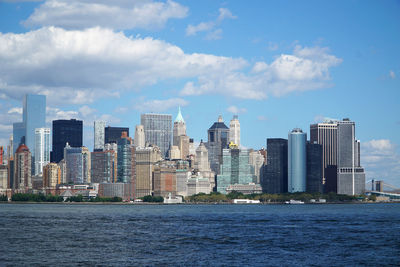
[1,203,399,266]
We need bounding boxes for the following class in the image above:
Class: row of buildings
[0,94,365,200]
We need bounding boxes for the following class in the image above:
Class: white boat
[285,199,304,204]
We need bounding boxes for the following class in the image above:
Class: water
[1,203,399,266]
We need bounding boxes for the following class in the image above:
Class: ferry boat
[285,199,305,204]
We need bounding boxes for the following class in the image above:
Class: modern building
[306,142,323,193]
[23,94,46,158]
[135,146,161,198]
[229,115,240,147]
[52,119,83,163]
[134,125,145,148]
[34,128,51,175]
[91,150,117,183]
[141,113,172,158]
[13,122,25,154]
[205,115,230,175]
[262,138,288,194]
[64,144,90,184]
[288,128,307,193]
[117,133,134,183]
[94,121,106,151]
[217,146,256,194]
[14,144,32,191]
[43,163,61,188]
[105,126,129,145]
[153,160,177,198]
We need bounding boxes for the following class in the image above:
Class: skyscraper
[14,144,32,191]
[288,128,306,193]
[135,146,161,197]
[34,128,51,175]
[64,143,90,184]
[141,113,172,158]
[194,141,215,190]
[173,107,186,145]
[23,94,46,157]
[117,133,133,183]
[91,150,117,183]
[52,119,83,163]
[0,146,3,165]
[13,122,25,154]
[229,115,240,147]
[134,125,145,148]
[42,163,61,188]
[205,115,229,175]
[105,126,129,144]
[306,142,323,193]
[94,120,106,151]
[262,138,288,194]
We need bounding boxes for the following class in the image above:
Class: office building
[205,115,229,175]
[98,183,131,201]
[229,115,240,147]
[105,126,129,144]
[43,163,61,188]
[306,142,323,193]
[153,160,177,198]
[135,146,161,198]
[0,146,3,165]
[176,160,191,196]
[288,128,306,193]
[217,146,256,194]
[23,94,46,157]
[94,121,106,151]
[141,113,172,158]
[194,141,215,190]
[91,150,117,183]
[134,125,145,148]
[0,165,8,189]
[64,144,90,184]
[249,150,264,184]
[34,128,51,175]
[52,119,83,163]
[13,122,25,154]
[7,135,13,161]
[117,133,134,183]
[187,174,211,196]
[14,144,32,191]
[262,138,288,194]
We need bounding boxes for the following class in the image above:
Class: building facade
[141,113,172,158]
[14,144,32,191]
[153,160,177,197]
[205,115,229,176]
[64,144,90,184]
[288,128,307,193]
[135,146,161,198]
[34,128,51,175]
[91,150,117,183]
[105,126,129,144]
[134,125,145,148]
[94,121,106,151]
[262,138,288,194]
[306,142,323,193]
[52,119,83,163]
[43,163,61,188]
[229,115,240,147]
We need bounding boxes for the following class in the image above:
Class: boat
[285,199,304,204]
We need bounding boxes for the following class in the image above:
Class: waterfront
[1,203,399,266]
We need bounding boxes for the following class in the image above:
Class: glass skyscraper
[105,126,129,144]
[52,119,83,163]
[13,122,25,154]
[262,138,288,194]
[23,94,46,156]
[288,128,307,193]
[34,128,51,175]
[141,113,172,158]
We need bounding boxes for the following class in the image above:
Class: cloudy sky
[0,0,399,187]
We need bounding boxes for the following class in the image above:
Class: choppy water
[1,203,399,266]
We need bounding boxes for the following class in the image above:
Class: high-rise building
[7,135,13,160]
[306,142,323,193]
[117,134,133,183]
[23,94,46,157]
[43,163,61,188]
[14,144,32,191]
[205,115,229,175]
[153,160,177,197]
[52,119,83,163]
[105,126,129,144]
[288,128,307,193]
[176,160,191,196]
[0,146,3,165]
[217,146,256,194]
[249,150,264,184]
[0,164,8,189]
[194,141,215,190]
[141,113,172,158]
[13,122,25,154]
[173,107,186,145]
[64,144,90,184]
[94,121,106,151]
[91,150,117,183]
[229,115,240,147]
[134,125,145,148]
[34,128,51,175]
[336,119,365,195]
[135,146,161,198]
[262,138,288,194]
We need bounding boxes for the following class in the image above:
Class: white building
[229,115,240,147]
[34,128,50,175]
[94,121,106,151]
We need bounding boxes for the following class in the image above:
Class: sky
[0,0,399,187]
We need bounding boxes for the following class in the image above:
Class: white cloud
[134,98,189,112]
[23,0,188,30]
[389,70,396,79]
[186,7,236,38]
[362,139,400,187]
[227,105,246,114]
[7,107,22,114]
[79,105,96,117]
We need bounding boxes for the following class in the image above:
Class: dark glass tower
[51,119,83,163]
[105,126,129,144]
[306,142,323,193]
[262,138,288,194]
[205,115,229,175]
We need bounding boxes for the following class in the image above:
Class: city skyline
[0,0,399,187]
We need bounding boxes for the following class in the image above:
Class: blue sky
[0,0,399,187]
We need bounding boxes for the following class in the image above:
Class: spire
[218,115,223,122]
[174,106,185,123]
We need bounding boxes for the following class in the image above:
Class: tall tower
[14,144,32,190]
[34,128,51,175]
[0,146,3,165]
[134,125,145,148]
[94,120,106,151]
[229,115,240,147]
[23,94,46,158]
[288,128,306,193]
[205,115,229,175]
[52,119,83,163]
[141,113,172,158]
[13,122,25,154]
[262,138,288,194]
[173,107,186,145]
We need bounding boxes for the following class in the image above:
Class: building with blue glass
[288,128,307,193]
[23,94,46,156]
[52,119,83,163]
